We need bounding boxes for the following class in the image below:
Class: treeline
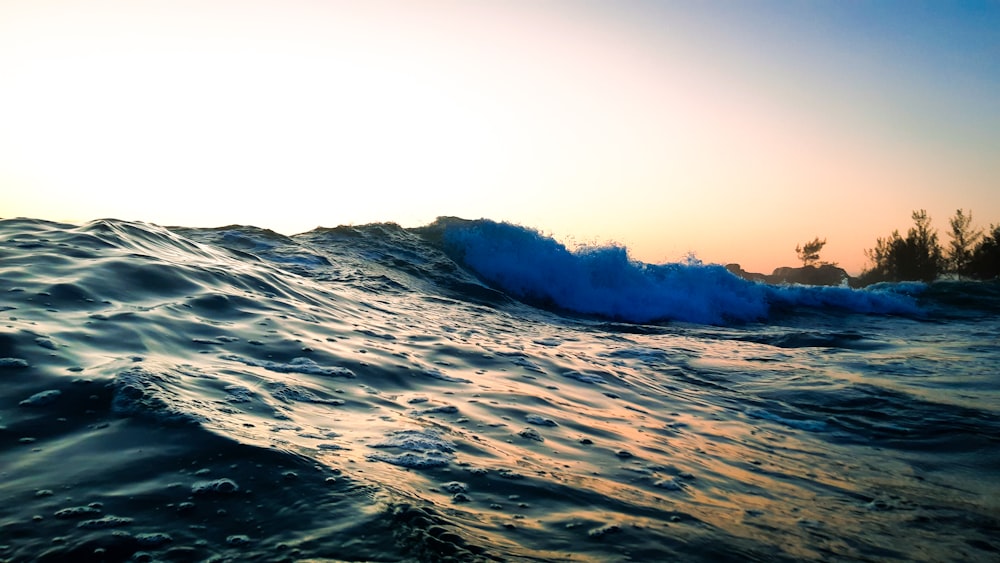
[858,209,1000,285]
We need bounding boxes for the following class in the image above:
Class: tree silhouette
[904,210,945,281]
[862,210,944,283]
[795,237,826,267]
[968,223,1000,280]
[862,234,895,283]
[947,209,982,277]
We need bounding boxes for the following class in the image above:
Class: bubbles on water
[561,370,606,384]
[654,478,686,491]
[111,367,204,425]
[268,381,344,405]
[191,478,240,495]
[420,368,471,384]
[367,429,456,468]
[54,506,101,519]
[518,428,544,442]
[370,429,455,453]
[77,515,133,529]
[418,404,460,415]
[226,534,252,546]
[367,451,452,468]
[525,414,557,426]
[588,524,621,538]
[19,389,61,406]
[603,347,671,362]
[220,354,355,377]
[223,384,255,403]
[865,499,893,511]
[441,482,468,494]
[505,355,544,373]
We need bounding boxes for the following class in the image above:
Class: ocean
[1,217,997,562]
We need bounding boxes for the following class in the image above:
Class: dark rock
[726,264,766,282]
[768,265,849,286]
[727,264,850,286]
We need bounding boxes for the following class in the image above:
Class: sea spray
[438,218,916,324]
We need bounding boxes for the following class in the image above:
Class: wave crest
[435,219,916,324]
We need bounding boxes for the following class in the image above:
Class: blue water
[1,217,997,562]
[435,218,918,324]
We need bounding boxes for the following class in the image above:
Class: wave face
[432,218,918,324]
[1,217,998,562]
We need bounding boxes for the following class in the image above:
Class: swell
[749,383,1000,453]
[3,217,998,562]
[2,372,406,562]
[420,218,920,325]
[182,217,925,326]
[0,219,499,561]
[180,222,512,307]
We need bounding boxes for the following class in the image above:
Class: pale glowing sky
[2,0,998,273]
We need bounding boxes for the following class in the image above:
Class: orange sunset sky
[2,0,998,274]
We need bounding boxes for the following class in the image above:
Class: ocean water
[1,217,997,562]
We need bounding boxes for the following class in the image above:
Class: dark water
[1,217,998,562]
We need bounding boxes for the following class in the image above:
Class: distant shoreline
[726,263,856,287]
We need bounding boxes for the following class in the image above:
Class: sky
[2,0,998,274]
